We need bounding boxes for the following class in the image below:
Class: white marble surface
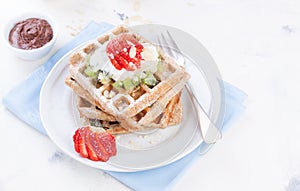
[1,0,300,190]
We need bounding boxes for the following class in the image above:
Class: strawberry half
[72,126,116,162]
[106,33,144,71]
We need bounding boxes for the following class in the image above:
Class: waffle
[66,76,183,134]
[76,95,183,135]
[66,25,190,132]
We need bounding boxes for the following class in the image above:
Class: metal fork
[157,31,222,144]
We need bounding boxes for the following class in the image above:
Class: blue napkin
[2,21,247,191]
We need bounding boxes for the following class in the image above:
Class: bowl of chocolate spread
[4,12,57,60]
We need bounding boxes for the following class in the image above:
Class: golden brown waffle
[66,76,183,134]
[77,95,183,135]
[66,25,190,132]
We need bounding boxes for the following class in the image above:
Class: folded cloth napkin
[2,21,247,191]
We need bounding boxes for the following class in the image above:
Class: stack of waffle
[65,26,190,134]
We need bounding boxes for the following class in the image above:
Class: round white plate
[40,24,224,172]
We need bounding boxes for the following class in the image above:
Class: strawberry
[73,129,80,153]
[84,128,99,161]
[97,132,116,156]
[93,133,110,162]
[110,58,123,70]
[106,33,144,71]
[78,127,88,158]
[114,54,132,71]
[72,126,116,162]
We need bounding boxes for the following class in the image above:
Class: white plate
[40,24,224,172]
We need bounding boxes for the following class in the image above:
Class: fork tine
[157,35,166,54]
[158,33,176,58]
[166,30,180,51]
[157,35,163,48]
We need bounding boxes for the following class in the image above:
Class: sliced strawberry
[72,126,117,162]
[97,132,117,156]
[92,132,116,162]
[73,129,80,153]
[110,58,123,70]
[94,134,110,162]
[118,51,131,63]
[114,54,132,71]
[119,51,141,68]
[88,132,107,162]
[84,128,99,161]
[77,127,88,158]
[106,33,144,71]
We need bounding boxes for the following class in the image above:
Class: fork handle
[186,83,222,144]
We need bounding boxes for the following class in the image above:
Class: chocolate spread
[9,18,53,50]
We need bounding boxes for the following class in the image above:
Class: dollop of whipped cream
[89,43,159,81]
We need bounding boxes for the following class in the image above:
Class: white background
[1,0,300,190]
